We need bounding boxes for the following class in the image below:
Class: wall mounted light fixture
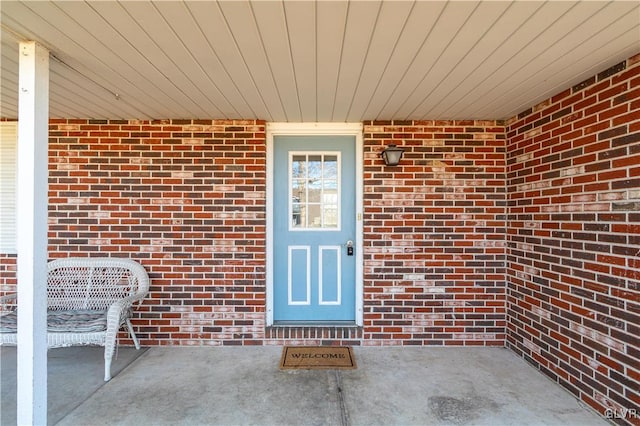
[381,144,404,166]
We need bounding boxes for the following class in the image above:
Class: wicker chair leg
[104,337,115,381]
[104,356,112,382]
[126,318,141,350]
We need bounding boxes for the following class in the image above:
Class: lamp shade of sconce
[381,144,404,166]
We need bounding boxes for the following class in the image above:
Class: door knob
[346,240,354,256]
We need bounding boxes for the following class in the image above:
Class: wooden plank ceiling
[1,1,638,121]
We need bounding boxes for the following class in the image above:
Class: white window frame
[288,151,342,231]
[0,122,18,253]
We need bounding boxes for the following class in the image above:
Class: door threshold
[272,321,359,328]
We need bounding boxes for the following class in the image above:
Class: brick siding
[362,120,507,346]
[0,118,506,347]
[0,254,16,293]
[46,119,268,346]
[506,55,640,424]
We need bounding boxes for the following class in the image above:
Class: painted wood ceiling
[1,1,639,121]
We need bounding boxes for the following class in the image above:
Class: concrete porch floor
[1,346,607,426]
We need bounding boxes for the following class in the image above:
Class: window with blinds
[0,122,17,253]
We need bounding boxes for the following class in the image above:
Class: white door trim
[266,122,364,326]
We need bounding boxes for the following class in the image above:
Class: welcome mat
[280,346,356,370]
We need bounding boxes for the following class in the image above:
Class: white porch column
[17,41,49,426]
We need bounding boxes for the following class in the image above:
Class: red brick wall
[46,119,268,346]
[0,118,508,347]
[506,55,640,423]
[0,254,16,294]
[362,120,507,345]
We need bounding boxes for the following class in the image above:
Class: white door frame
[266,122,363,326]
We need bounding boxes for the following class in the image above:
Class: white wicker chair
[0,257,149,381]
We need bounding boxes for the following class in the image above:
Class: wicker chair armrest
[0,293,17,303]
[0,293,17,312]
[105,294,145,333]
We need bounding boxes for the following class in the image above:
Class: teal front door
[273,135,356,323]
